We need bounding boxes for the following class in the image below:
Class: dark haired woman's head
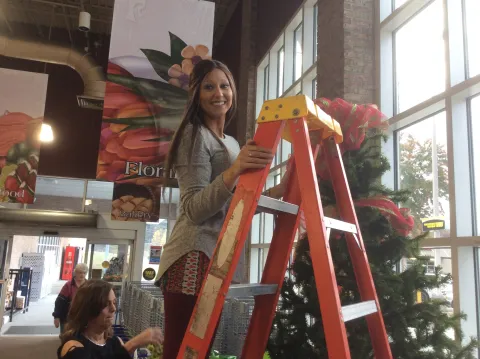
[188,59,237,126]
[164,59,237,177]
[61,280,116,342]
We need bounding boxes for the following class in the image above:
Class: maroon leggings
[162,291,217,359]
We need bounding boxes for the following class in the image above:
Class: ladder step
[341,300,378,322]
[227,284,278,298]
[324,217,357,234]
[257,195,299,215]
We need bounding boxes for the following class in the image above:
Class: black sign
[142,268,156,281]
[422,218,445,232]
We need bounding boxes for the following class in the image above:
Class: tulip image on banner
[97,0,214,221]
[0,69,48,204]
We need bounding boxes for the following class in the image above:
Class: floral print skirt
[160,251,210,296]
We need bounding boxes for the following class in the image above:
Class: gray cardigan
[155,123,245,284]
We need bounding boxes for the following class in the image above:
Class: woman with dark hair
[155,59,288,358]
[57,280,163,359]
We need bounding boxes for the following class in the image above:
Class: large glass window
[293,23,303,81]
[313,4,318,61]
[465,0,480,77]
[470,95,480,233]
[397,111,449,238]
[394,0,445,113]
[395,0,409,9]
[382,0,480,347]
[255,2,317,282]
[277,47,285,97]
[142,220,168,281]
[86,180,114,213]
[263,65,270,102]
[28,177,85,212]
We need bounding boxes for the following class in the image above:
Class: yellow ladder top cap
[256,95,343,144]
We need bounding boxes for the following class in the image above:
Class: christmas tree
[267,98,477,358]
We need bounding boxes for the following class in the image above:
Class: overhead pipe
[0,208,97,227]
[0,35,105,108]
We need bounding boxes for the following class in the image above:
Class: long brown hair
[164,59,238,179]
[60,280,114,343]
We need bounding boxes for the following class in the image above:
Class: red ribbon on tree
[296,98,414,236]
[355,197,414,236]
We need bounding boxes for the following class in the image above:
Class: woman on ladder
[155,59,288,358]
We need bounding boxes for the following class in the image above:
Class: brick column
[236,0,258,145]
[317,0,375,104]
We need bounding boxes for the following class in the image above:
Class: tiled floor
[1,289,63,359]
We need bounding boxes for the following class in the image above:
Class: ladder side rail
[176,121,285,359]
[289,118,351,359]
[323,138,393,359]
[241,144,320,358]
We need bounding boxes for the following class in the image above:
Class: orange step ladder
[176,95,393,359]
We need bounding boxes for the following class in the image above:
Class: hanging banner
[97,0,214,221]
[111,182,161,222]
[61,246,76,281]
[97,0,214,186]
[0,69,48,204]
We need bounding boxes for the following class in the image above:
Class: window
[381,0,480,346]
[263,65,270,102]
[277,47,285,97]
[28,177,85,212]
[396,111,449,238]
[255,2,317,281]
[86,181,114,213]
[394,0,409,9]
[465,0,480,77]
[38,236,61,265]
[293,23,303,81]
[394,0,445,113]
[470,95,480,233]
[142,220,168,281]
[313,4,318,61]
[312,78,317,99]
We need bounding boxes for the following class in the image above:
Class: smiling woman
[154,59,290,359]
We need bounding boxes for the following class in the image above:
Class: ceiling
[0,0,239,45]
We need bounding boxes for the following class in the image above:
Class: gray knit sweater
[155,123,245,284]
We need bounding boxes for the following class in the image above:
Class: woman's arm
[263,183,285,199]
[122,328,163,354]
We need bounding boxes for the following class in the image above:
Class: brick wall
[317,0,376,104]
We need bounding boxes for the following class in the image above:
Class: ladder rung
[324,217,357,233]
[257,195,299,215]
[341,300,377,322]
[227,284,278,298]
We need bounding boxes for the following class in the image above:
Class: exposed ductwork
[0,35,105,110]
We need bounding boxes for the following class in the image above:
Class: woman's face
[91,289,116,330]
[198,68,233,122]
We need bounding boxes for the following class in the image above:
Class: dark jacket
[52,279,78,323]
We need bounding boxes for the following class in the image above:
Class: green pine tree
[267,129,477,358]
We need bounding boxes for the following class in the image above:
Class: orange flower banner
[98,0,214,221]
[0,69,48,204]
